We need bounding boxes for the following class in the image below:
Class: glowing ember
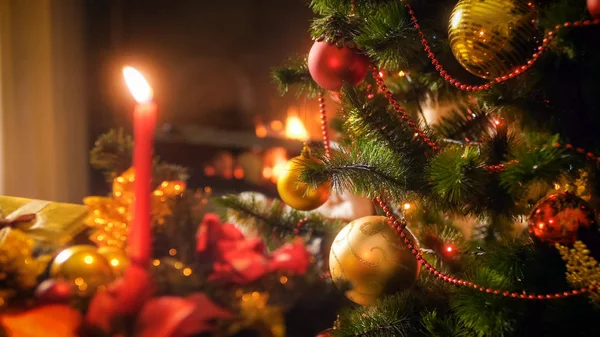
[255,123,268,138]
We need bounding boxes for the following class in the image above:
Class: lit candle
[123,66,156,267]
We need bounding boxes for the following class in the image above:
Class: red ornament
[35,279,73,304]
[308,41,369,91]
[528,192,598,246]
[589,0,600,19]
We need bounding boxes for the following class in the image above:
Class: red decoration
[308,41,369,91]
[196,213,311,284]
[1,305,82,337]
[85,265,154,333]
[589,0,600,19]
[135,293,231,337]
[34,279,72,304]
[528,192,598,246]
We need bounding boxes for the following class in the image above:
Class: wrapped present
[0,196,88,247]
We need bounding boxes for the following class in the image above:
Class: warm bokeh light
[285,115,309,141]
[123,66,153,103]
[262,147,288,183]
[255,123,268,138]
[403,203,411,210]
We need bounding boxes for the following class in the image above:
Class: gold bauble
[277,146,330,211]
[448,0,538,79]
[97,246,130,277]
[50,245,114,296]
[329,216,420,306]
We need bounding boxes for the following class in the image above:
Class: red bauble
[308,41,369,91]
[34,279,73,304]
[528,192,598,246]
[589,0,600,19]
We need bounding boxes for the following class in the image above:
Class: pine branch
[214,194,339,246]
[434,104,494,142]
[499,134,581,200]
[450,267,522,337]
[298,139,414,202]
[310,14,362,42]
[426,146,488,213]
[354,2,417,71]
[272,56,322,98]
[341,86,435,182]
[90,129,133,182]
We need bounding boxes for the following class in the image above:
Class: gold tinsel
[557,241,600,305]
[84,167,186,248]
[228,291,285,337]
[0,228,49,306]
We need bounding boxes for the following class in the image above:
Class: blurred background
[0,0,324,203]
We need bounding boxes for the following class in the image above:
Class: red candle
[123,66,156,267]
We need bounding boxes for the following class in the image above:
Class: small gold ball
[97,246,130,277]
[50,245,114,296]
[277,154,330,211]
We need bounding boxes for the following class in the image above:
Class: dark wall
[86,0,313,134]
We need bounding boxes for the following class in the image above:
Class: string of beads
[374,196,596,300]
[294,217,309,235]
[372,67,441,151]
[402,2,600,92]
[318,92,332,158]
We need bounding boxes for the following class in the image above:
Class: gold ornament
[228,291,285,337]
[50,245,114,296]
[0,228,48,291]
[97,246,130,277]
[277,145,330,211]
[329,216,420,306]
[84,167,186,248]
[448,0,538,79]
[557,241,600,305]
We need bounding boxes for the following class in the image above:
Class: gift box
[0,196,89,247]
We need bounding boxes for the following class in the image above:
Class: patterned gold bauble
[329,216,420,306]
[277,145,331,211]
[448,0,538,79]
[97,246,130,277]
[50,245,114,296]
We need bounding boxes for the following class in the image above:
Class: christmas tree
[2,1,600,337]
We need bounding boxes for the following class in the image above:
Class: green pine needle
[272,56,322,98]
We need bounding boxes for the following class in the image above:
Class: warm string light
[401,1,600,92]
[371,67,441,151]
[485,142,600,173]
[374,196,596,300]
[318,92,332,158]
[294,217,309,235]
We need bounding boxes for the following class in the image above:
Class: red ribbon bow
[196,213,310,284]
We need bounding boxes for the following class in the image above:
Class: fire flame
[123,66,153,103]
[285,115,309,141]
[262,147,288,183]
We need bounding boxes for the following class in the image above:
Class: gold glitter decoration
[557,241,600,305]
[0,228,48,293]
[228,291,285,337]
[84,167,186,248]
[449,0,538,79]
[329,216,420,306]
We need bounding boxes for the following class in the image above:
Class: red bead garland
[372,67,441,151]
[374,196,596,300]
[319,92,332,159]
[402,2,600,92]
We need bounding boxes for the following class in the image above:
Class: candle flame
[123,66,153,103]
